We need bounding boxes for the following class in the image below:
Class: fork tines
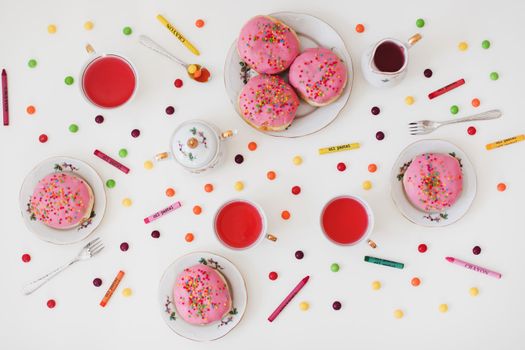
[86,237,104,256]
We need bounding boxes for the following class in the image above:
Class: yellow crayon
[156,14,200,56]
[318,142,360,155]
[485,134,525,150]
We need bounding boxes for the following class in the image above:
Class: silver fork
[22,237,104,295]
[409,109,502,135]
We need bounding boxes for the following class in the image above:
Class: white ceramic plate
[390,139,477,227]
[19,156,106,244]
[224,12,353,138]
[158,252,247,342]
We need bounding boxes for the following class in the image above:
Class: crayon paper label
[318,143,360,155]
[485,134,525,150]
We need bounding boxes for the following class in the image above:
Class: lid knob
[187,137,199,149]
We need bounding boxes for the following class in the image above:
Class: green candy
[106,179,116,188]
[416,18,425,28]
[482,40,491,49]
[28,59,37,68]
[123,26,132,35]
[450,105,459,115]
[330,263,340,272]
[119,148,128,158]
[68,124,79,133]
[490,72,499,80]
[64,76,74,85]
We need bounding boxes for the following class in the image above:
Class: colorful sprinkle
[291,186,301,195]
[39,134,48,143]
[165,188,175,197]
[22,253,31,263]
[165,106,175,115]
[418,243,428,253]
[131,129,140,138]
[47,24,57,34]
[106,179,116,188]
[469,287,479,296]
[424,68,433,78]
[118,149,128,158]
[292,155,303,165]
[458,42,468,51]
[482,40,491,49]
[337,162,346,172]
[490,72,499,80]
[68,124,79,133]
[120,242,129,251]
[122,288,132,297]
[371,106,380,115]
[122,26,132,35]
[234,154,244,164]
[195,19,205,28]
[368,163,377,173]
[372,281,381,290]
[193,205,202,215]
[411,277,421,286]
[450,105,459,114]
[143,160,153,170]
[234,181,244,191]
[185,232,194,242]
[267,171,276,180]
[467,126,477,135]
[84,21,94,30]
[295,250,304,260]
[471,98,480,107]
[64,76,74,85]
[405,96,415,105]
[362,180,372,190]
[151,230,161,238]
[299,301,309,311]
[95,115,104,124]
[28,59,37,68]
[416,18,425,28]
[204,184,214,193]
[174,79,183,88]
[332,301,342,310]
[330,263,340,272]
[47,299,56,308]
[393,309,403,319]
[281,210,291,220]
[26,105,36,115]
[355,24,365,33]
[122,198,132,207]
[438,304,448,313]
[248,141,257,151]
[472,246,481,255]
[269,271,278,280]
[497,182,507,192]
[93,278,102,287]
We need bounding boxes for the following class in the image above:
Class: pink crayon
[144,201,182,224]
[445,257,502,279]
[268,276,309,322]
[94,149,130,174]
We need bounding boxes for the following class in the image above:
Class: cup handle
[85,44,96,55]
[219,130,237,140]
[266,233,278,242]
[155,152,171,162]
[407,34,422,48]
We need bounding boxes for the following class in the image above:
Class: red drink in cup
[214,199,268,250]
[81,54,137,108]
[321,195,374,245]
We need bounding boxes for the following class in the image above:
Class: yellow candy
[144,160,154,170]
[234,181,244,191]
[362,180,372,190]
[122,198,132,207]
[122,288,132,297]
[293,155,303,165]
[458,41,468,51]
[405,96,415,105]
[47,24,57,34]
[438,303,448,313]
[469,287,479,297]
[84,21,94,30]
[393,309,404,319]
[187,64,197,74]
[371,281,381,290]
[299,301,309,311]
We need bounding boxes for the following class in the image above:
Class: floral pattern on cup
[176,127,209,162]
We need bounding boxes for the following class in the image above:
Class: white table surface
[1,0,524,349]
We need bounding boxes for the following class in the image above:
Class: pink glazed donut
[288,47,348,106]
[402,153,463,213]
[29,172,94,229]
[173,264,232,325]
[237,15,300,74]
[238,74,299,131]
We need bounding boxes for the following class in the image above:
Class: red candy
[467,126,477,135]
[22,253,31,263]
[174,79,183,88]
[291,186,301,195]
[47,299,56,308]
[269,271,278,280]
[39,134,48,143]
[337,162,346,172]
[418,243,428,253]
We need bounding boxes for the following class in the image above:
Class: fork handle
[22,259,78,296]
[442,109,502,125]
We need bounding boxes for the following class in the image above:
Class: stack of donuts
[237,15,348,131]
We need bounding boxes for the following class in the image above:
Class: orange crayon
[100,270,125,307]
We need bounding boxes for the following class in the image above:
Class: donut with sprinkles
[237,15,300,74]
[288,47,348,106]
[403,153,463,213]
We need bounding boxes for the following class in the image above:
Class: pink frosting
[403,153,463,213]
[288,47,347,106]
[239,74,299,131]
[237,15,300,74]
[30,172,94,229]
[173,264,232,325]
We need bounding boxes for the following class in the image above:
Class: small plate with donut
[158,252,247,342]
[19,156,106,244]
[390,139,477,227]
[225,12,353,138]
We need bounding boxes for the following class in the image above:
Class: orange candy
[267,171,276,180]
[497,183,507,192]
[355,24,365,33]
[204,183,214,192]
[368,163,377,173]
[26,105,36,115]
[195,19,205,28]
[411,277,421,286]
[248,141,257,151]
[281,210,291,220]
[193,205,202,215]
[185,233,194,242]
[471,98,480,107]
[165,188,175,197]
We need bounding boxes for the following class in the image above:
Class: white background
[1,0,524,349]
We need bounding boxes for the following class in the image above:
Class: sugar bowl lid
[170,120,219,169]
